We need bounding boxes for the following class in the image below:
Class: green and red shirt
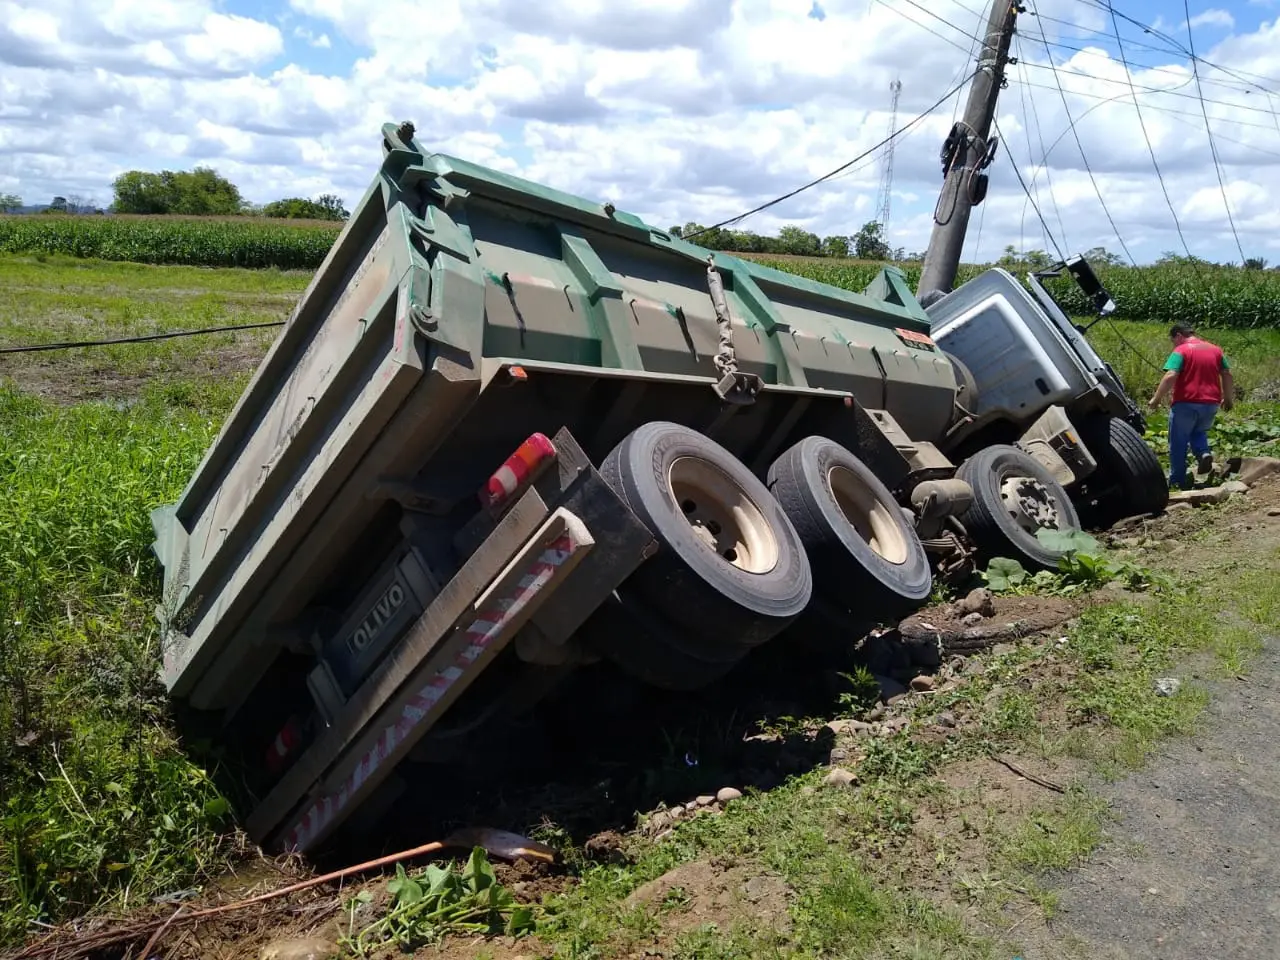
[1164,336,1230,404]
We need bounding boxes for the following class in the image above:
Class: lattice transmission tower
[875,78,902,234]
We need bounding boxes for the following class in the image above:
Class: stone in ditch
[958,587,996,617]
[823,768,857,788]
[936,711,957,728]
[716,787,743,803]
[1222,480,1250,495]
[910,675,936,692]
[1154,677,1182,697]
[1268,508,1280,517]
[695,795,716,808]
[960,611,984,627]
[261,940,338,960]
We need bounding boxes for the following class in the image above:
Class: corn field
[0,215,340,270]
[748,256,1280,330]
[3,215,1279,329]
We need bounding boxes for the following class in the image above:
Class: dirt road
[1047,634,1280,959]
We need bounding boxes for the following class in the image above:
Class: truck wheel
[579,593,738,692]
[600,421,812,659]
[767,436,932,623]
[1077,415,1169,527]
[957,444,1083,571]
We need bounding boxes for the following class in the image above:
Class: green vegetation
[341,850,534,956]
[1,252,1279,954]
[0,216,340,269]
[0,386,240,943]
[261,195,350,221]
[751,254,1280,330]
[111,167,245,216]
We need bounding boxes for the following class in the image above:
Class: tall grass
[0,387,238,943]
[0,215,339,270]
[749,256,1280,330]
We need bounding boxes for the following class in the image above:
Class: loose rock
[826,718,872,736]
[936,711,958,728]
[695,794,716,808]
[960,611,984,627]
[1222,479,1250,495]
[1238,456,1280,486]
[716,786,743,803]
[823,768,857,788]
[1268,508,1280,518]
[261,940,339,960]
[910,675,936,692]
[649,810,672,832]
[1154,677,1182,697]
[874,674,908,700]
[958,587,996,617]
[829,747,848,764]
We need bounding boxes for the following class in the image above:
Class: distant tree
[46,196,68,213]
[111,167,243,215]
[262,194,349,221]
[0,193,21,213]
[1083,246,1126,267]
[64,194,100,215]
[821,235,850,258]
[1244,256,1268,271]
[998,245,1053,271]
[776,225,822,257]
[853,220,891,261]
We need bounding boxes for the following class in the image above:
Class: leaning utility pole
[917,0,1020,303]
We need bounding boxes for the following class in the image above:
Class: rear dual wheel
[583,421,812,688]
[768,436,933,637]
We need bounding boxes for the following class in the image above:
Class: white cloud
[1185,8,1235,29]
[293,25,331,48]
[0,0,1277,265]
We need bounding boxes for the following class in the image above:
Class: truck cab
[925,257,1168,526]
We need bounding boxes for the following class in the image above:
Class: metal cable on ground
[0,320,286,355]
[1104,2,1198,265]
[684,70,976,239]
[991,117,1066,263]
[1183,0,1248,265]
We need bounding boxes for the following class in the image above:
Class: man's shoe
[1197,452,1214,476]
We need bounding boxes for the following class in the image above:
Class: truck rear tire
[1076,415,1169,527]
[580,592,738,692]
[767,436,932,625]
[957,444,1083,571]
[600,421,812,660]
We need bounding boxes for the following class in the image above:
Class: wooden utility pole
[917,0,1020,302]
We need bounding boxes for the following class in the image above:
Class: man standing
[1147,323,1234,489]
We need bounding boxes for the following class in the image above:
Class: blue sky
[1,0,1278,265]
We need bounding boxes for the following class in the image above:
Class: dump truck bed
[150,123,959,850]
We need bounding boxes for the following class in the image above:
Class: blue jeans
[1168,401,1219,487]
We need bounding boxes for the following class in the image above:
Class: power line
[683,70,976,239]
[1103,1,1196,262]
[1081,0,1280,92]
[1014,34,1069,254]
[1024,16,1138,265]
[1183,0,1247,265]
[871,0,974,57]
[1017,60,1280,122]
[992,116,1066,262]
[0,320,285,355]
[1011,76,1280,139]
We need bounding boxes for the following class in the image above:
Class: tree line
[0,167,349,221]
[3,167,1274,270]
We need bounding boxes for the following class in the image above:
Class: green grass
[749,254,1280,330]
[0,216,340,269]
[1,255,307,402]
[1,253,1279,954]
[0,385,241,943]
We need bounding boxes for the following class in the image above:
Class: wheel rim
[667,456,780,573]
[827,464,909,564]
[999,474,1063,534]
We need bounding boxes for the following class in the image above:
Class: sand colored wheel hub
[667,455,780,573]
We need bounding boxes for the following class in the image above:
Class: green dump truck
[150,121,1166,855]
